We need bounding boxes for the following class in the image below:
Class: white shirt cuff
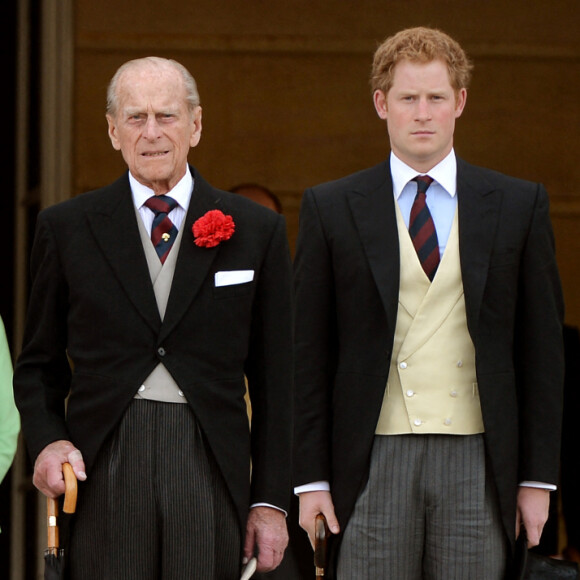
[294,481,330,495]
[250,502,288,517]
[519,481,557,491]
[294,480,555,495]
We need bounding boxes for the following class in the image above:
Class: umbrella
[314,513,329,579]
[515,526,579,579]
[44,462,78,580]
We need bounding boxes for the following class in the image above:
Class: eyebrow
[123,106,181,116]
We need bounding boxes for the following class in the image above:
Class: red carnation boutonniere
[192,209,235,248]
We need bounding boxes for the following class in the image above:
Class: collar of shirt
[130,168,193,231]
[390,149,457,200]
[390,150,458,256]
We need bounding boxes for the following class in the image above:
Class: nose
[143,115,162,140]
[415,98,432,121]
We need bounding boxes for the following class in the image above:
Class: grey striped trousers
[337,434,507,580]
[69,399,242,579]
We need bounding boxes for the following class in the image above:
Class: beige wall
[73,1,580,324]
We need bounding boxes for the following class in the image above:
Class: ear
[106,114,122,151]
[373,89,388,120]
[189,106,203,148]
[454,88,467,119]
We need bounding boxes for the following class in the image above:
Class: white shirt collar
[130,167,193,211]
[390,150,457,199]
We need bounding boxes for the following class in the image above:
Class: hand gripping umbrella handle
[47,462,78,553]
[314,513,329,578]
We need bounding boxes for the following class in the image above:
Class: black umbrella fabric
[515,526,579,580]
[44,462,77,580]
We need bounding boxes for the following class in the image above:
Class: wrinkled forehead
[116,64,187,111]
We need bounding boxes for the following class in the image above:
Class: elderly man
[294,27,564,579]
[14,56,293,579]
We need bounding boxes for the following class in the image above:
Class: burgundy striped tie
[409,176,439,281]
[144,195,179,264]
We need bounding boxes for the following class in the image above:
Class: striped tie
[144,195,179,264]
[409,176,439,281]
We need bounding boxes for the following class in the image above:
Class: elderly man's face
[106,64,202,195]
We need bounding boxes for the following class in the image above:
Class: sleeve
[244,214,294,512]
[515,183,565,484]
[293,189,338,487]
[13,212,72,464]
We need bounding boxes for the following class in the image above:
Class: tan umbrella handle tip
[62,462,78,514]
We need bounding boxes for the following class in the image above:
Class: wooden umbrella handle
[62,462,78,514]
[47,496,59,553]
[46,462,78,553]
[314,513,329,577]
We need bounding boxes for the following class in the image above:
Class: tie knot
[144,195,178,216]
[413,175,434,195]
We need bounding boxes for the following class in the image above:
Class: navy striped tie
[409,176,439,281]
[144,195,179,264]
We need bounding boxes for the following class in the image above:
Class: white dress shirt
[130,169,192,230]
[391,149,457,258]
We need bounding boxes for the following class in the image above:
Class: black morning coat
[14,166,294,530]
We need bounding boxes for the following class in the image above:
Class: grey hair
[106,56,200,116]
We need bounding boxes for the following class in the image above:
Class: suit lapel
[86,174,161,333]
[347,162,400,332]
[457,158,502,339]
[159,168,222,342]
[86,169,224,340]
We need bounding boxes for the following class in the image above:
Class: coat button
[414,418,422,426]
[406,390,415,397]
[400,361,408,369]
[158,347,166,357]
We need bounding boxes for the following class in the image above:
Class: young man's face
[374,59,467,173]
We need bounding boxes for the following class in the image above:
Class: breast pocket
[212,281,254,300]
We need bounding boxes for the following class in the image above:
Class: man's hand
[298,490,340,548]
[244,506,288,573]
[516,486,551,547]
[33,440,87,498]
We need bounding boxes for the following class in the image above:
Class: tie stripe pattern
[144,195,179,264]
[409,175,440,281]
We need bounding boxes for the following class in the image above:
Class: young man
[293,27,564,579]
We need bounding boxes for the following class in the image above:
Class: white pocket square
[215,270,255,287]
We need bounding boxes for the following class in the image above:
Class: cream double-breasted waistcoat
[375,204,484,435]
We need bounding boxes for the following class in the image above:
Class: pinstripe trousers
[68,399,242,580]
[337,434,507,580]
